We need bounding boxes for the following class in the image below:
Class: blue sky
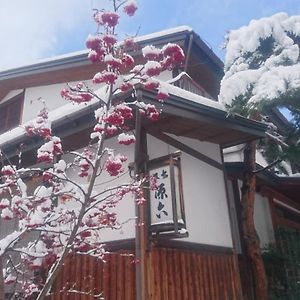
[1,0,300,70]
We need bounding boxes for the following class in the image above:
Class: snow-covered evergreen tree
[220,12,300,174]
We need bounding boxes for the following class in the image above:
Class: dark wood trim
[267,196,277,231]
[19,89,25,124]
[148,130,223,170]
[103,238,136,252]
[134,94,147,300]
[231,179,246,253]
[220,148,237,249]
[276,216,300,231]
[152,239,234,255]
[261,186,300,211]
[219,150,244,300]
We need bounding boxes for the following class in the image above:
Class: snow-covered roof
[0,26,193,79]
[0,81,224,149]
[134,25,192,43]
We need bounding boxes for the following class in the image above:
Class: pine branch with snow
[220,12,300,174]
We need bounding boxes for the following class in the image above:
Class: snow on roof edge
[0,81,223,149]
[0,26,192,75]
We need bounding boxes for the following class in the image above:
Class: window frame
[0,91,24,134]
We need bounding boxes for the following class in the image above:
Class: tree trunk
[0,257,4,300]
[241,141,268,300]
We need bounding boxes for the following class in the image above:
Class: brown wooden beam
[134,91,148,300]
[148,130,223,170]
[261,186,300,211]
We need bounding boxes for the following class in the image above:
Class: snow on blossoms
[105,153,127,176]
[37,137,62,163]
[25,107,52,138]
[0,1,186,297]
[123,1,138,16]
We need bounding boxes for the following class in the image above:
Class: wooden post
[220,147,244,300]
[134,90,148,300]
[0,256,4,300]
[241,141,268,300]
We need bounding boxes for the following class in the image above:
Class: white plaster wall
[157,70,173,81]
[64,137,136,243]
[147,134,233,248]
[223,145,244,163]
[254,193,275,248]
[224,145,268,167]
[23,80,96,123]
[22,70,172,124]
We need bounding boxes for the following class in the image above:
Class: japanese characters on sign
[148,153,186,234]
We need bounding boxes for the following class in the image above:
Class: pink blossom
[123,37,137,50]
[37,137,62,163]
[42,172,53,183]
[85,34,102,50]
[1,208,13,220]
[61,89,93,103]
[143,79,159,90]
[156,91,169,101]
[99,212,117,226]
[120,82,134,92]
[102,34,118,45]
[105,112,124,126]
[144,61,161,77]
[0,198,10,209]
[4,274,17,285]
[156,86,169,101]
[1,165,15,176]
[138,102,160,121]
[142,45,161,61]
[105,154,127,176]
[78,159,90,177]
[93,71,118,85]
[106,125,118,136]
[88,50,100,63]
[118,133,136,145]
[161,43,185,70]
[115,103,133,119]
[122,54,135,68]
[148,111,160,121]
[43,253,57,267]
[94,11,119,27]
[104,54,122,69]
[123,1,138,16]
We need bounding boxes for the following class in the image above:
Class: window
[0,92,24,134]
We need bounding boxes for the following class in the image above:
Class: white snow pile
[219,13,300,107]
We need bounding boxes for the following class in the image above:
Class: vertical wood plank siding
[48,248,241,300]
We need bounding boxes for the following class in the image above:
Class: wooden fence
[47,247,242,300]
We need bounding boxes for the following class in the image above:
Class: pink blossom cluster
[61,82,93,103]
[25,108,52,138]
[37,137,62,163]
[138,102,160,121]
[91,103,134,142]
[105,153,127,176]
[0,1,186,297]
[78,148,94,177]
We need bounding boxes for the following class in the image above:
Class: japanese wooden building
[1,26,297,299]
